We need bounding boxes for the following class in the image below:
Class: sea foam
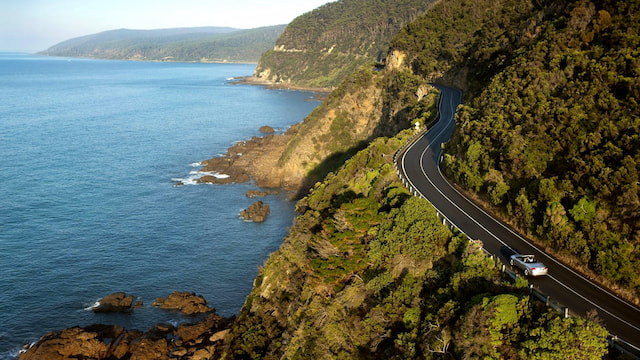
[173,169,230,186]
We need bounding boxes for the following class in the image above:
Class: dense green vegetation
[222,131,609,359]
[219,0,639,356]
[39,26,285,62]
[389,0,640,297]
[217,0,638,355]
[253,0,436,88]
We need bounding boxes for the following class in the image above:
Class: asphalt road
[398,85,640,349]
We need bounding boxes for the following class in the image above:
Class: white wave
[5,343,32,359]
[173,170,229,186]
[172,176,198,186]
[190,162,202,167]
[84,300,100,311]
[198,171,230,179]
[211,172,230,179]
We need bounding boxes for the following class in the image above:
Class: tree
[519,311,608,359]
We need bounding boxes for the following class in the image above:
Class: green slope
[221,131,609,359]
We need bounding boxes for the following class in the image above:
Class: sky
[0,0,335,52]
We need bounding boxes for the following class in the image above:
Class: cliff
[201,64,439,197]
[20,130,610,359]
[219,131,608,359]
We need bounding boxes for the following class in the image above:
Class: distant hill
[39,26,286,63]
[253,0,437,89]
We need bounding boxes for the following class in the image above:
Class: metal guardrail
[391,93,640,359]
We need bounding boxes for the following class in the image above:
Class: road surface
[397,85,640,350]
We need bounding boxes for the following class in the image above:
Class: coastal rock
[197,153,251,185]
[92,292,142,313]
[246,189,278,198]
[19,325,160,360]
[259,125,275,133]
[19,315,234,360]
[170,313,233,359]
[175,313,232,347]
[198,134,294,190]
[240,201,270,222]
[152,291,214,315]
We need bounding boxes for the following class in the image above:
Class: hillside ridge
[39,25,286,63]
[252,0,437,89]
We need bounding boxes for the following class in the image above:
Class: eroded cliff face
[200,68,386,196]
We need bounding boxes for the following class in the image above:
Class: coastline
[231,75,332,96]
[35,53,260,65]
[195,77,330,196]
[6,56,315,359]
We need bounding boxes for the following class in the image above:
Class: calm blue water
[0,53,319,358]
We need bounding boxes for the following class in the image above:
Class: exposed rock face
[240,201,270,223]
[197,151,251,185]
[19,314,234,360]
[91,292,142,313]
[199,133,295,189]
[151,291,214,315]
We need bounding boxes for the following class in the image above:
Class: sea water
[0,53,320,358]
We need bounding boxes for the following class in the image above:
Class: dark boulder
[91,292,142,313]
[259,125,275,133]
[240,201,270,222]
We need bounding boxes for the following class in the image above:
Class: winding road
[397,85,640,350]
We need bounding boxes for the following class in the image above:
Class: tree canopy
[390,0,640,296]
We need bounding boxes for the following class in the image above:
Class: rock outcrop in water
[240,201,270,223]
[151,291,214,316]
[199,69,386,198]
[259,125,275,133]
[91,292,142,313]
[245,189,277,198]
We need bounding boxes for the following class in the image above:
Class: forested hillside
[39,26,285,62]
[218,0,639,356]
[220,130,608,359]
[385,0,640,297]
[253,0,436,89]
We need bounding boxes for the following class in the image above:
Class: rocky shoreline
[230,75,332,95]
[19,292,234,359]
[197,125,303,192]
[195,78,328,195]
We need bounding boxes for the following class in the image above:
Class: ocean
[0,53,320,358]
